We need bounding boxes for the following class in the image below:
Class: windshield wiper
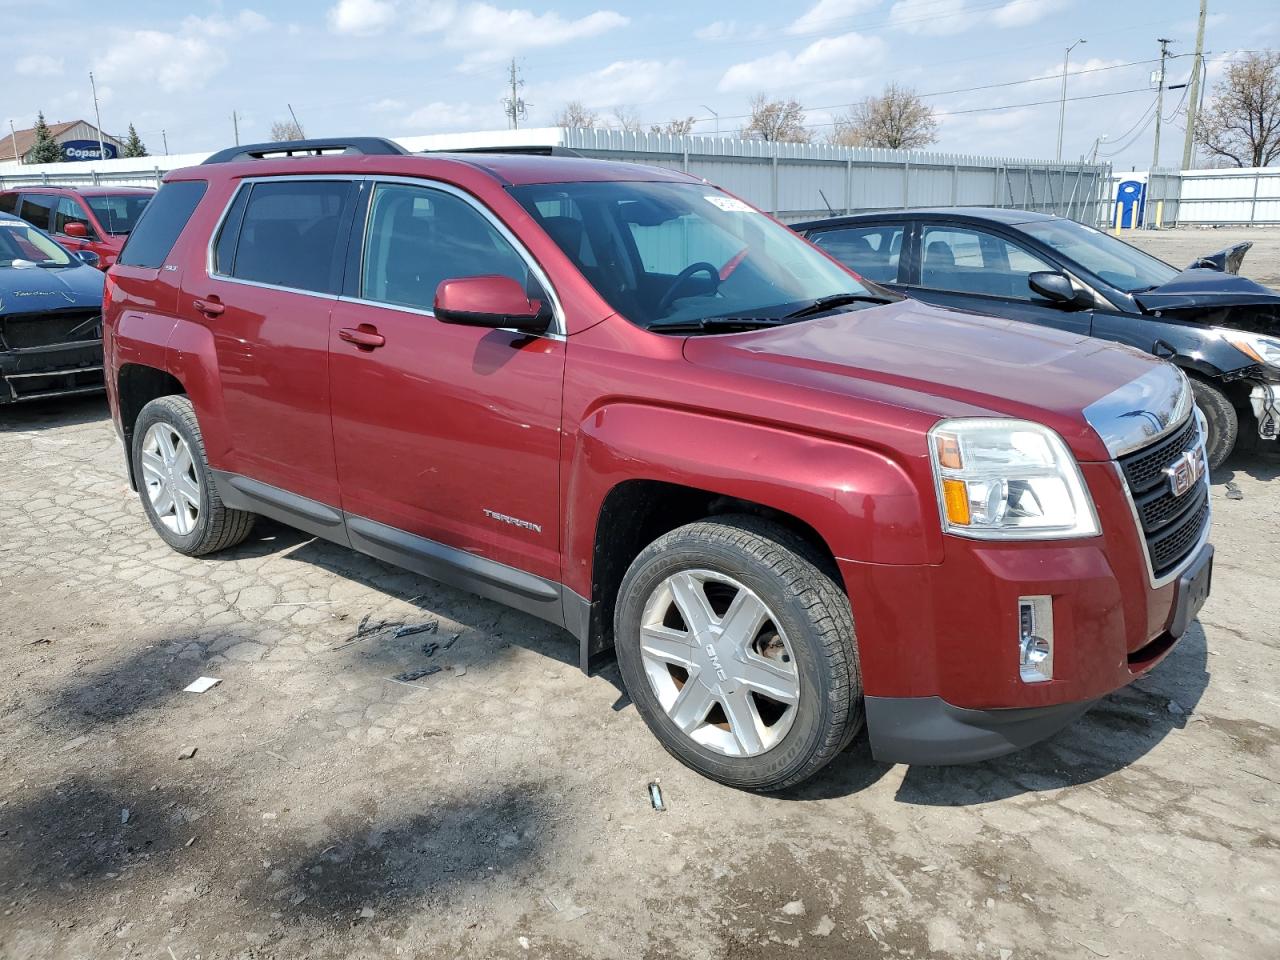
[782,292,893,320]
[647,316,793,334]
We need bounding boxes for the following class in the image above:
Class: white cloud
[889,0,974,35]
[1034,56,1128,90]
[401,100,492,131]
[718,31,886,93]
[696,20,770,41]
[534,59,682,112]
[184,9,271,37]
[16,55,63,77]
[990,0,1067,28]
[788,0,882,36]
[328,0,397,35]
[94,31,224,94]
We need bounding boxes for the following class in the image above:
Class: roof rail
[202,137,409,165]
[424,145,585,158]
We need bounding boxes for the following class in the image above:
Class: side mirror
[64,221,89,238]
[1028,270,1088,308]
[434,275,550,332]
[77,250,101,269]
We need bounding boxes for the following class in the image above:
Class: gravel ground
[1125,225,1280,288]
[1,237,1278,959]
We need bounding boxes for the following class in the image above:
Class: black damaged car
[0,215,105,405]
[794,208,1280,466]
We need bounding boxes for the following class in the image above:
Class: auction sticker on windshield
[705,196,755,213]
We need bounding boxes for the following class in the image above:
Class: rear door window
[17,194,53,230]
[118,180,208,268]
[810,225,904,283]
[919,224,1053,301]
[0,193,17,215]
[227,180,353,294]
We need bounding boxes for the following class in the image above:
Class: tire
[1189,377,1238,469]
[614,514,863,792]
[131,395,255,556]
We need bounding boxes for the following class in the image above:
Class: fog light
[1018,596,1054,683]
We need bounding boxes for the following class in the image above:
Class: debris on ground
[183,676,222,694]
[648,781,666,811]
[358,906,376,920]
[395,620,438,639]
[332,615,405,650]
[811,915,835,937]
[61,735,89,753]
[781,899,806,917]
[518,937,530,950]
[393,666,442,683]
[546,896,590,922]
[1225,480,1244,500]
[121,808,130,825]
[178,746,198,760]
[1167,699,1186,715]
[420,641,439,657]
[452,664,468,678]
[442,633,461,650]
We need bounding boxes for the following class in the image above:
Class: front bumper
[0,341,104,403]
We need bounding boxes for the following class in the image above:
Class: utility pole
[8,120,20,165]
[232,110,240,146]
[1152,38,1174,170]
[503,58,528,130]
[701,104,720,136]
[1181,1,1207,170]
[89,71,107,162]
[161,129,169,155]
[287,103,305,139]
[1056,38,1087,162]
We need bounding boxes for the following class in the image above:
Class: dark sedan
[0,216,106,404]
[794,208,1280,467]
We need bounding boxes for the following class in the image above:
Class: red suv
[103,138,1213,790]
[0,185,154,270]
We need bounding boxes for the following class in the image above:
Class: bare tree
[554,101,599,128]
[741,94,811,143]
[611,106,644,133]
[650,116,698,135]
[828,83,938,150]
[1196,51,1280,168]
[269,119,305,141]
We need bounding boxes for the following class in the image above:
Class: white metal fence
[0,127,1113,226]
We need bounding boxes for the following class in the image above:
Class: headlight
[1220,329,1280,372]
[928,418,1100,540]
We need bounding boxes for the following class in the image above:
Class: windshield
[86,193,152,235]
[1019,218,1179,293]
[510,180,873,330]
[0,218,73,267]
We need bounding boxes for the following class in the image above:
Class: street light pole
[89,71,107,163]
[8,120,20,165]
[1056,38,1086,162]
[700,105,719,136]
[1090,134,1109,164]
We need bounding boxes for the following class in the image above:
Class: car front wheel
[1189,377,1238,469]
[614,515,863,791]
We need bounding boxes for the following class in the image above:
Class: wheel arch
[116,363,186,488]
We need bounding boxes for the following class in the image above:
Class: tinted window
[231,180,352,294]
[17,194,53,230]
[86,193,152,235]
[118,180,208,268]
[811,225,904,283]
[360,182,531,311]
[212,186,251,276]
[0,194,16,215]
[919,225,1053,301]
[53,197,97,238]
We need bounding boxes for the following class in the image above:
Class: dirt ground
[1127,224,1280,288]
[1,230,1278,960]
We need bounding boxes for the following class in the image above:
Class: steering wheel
[656,262,720,316]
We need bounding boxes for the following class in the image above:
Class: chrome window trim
[1083,363,1194,459]
[345,175,566,338]
[1114,407,1213,590]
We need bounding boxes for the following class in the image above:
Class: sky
[2,0,1277,169]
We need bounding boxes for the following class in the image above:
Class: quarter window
[228,180,353,294]
[360,182,533,312]
[919,225,1053,301]
[118,180,208,268]
[810,226,904,283]
[0,194,17,215]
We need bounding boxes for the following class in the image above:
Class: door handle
[193,298,225,317]
[338,325,386,350]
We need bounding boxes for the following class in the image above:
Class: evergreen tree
[29,112,63,164]
[122,123,148,158]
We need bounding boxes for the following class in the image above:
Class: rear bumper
[865,695,1097,765]
[0,341,104,403]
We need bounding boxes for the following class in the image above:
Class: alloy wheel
[140,423,201,536]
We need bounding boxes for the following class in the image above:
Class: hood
[682,299,1169,461]
[0,262,105,316]
[1187,241,1250,274]
[1133,243,1280,314]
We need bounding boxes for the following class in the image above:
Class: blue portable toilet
[1116,179,1146,228]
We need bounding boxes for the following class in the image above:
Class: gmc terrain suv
[104,138,1213,791]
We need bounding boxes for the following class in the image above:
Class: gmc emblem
[1164,449,1206,498]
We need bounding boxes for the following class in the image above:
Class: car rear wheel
[132,395,255,556]
[614,515,863,791]
[1189,377,1237,469]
